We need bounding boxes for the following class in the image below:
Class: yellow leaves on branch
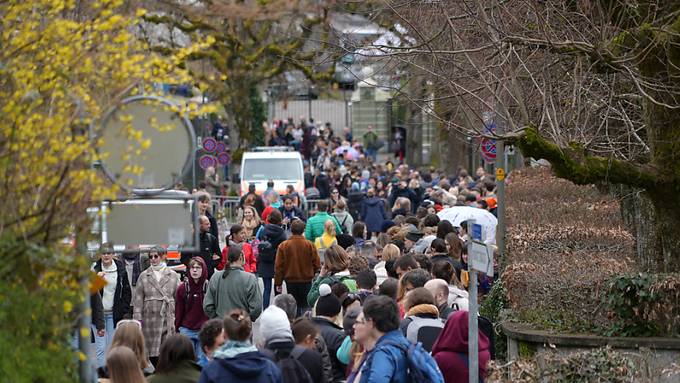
[0,0,209,243]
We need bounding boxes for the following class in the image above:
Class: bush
[480,280,509,360]
[0,235,83,383]
[487,347,642,383]
[503,168,635,333]
[603,273,680,336]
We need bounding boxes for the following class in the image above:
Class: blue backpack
[370,340,444,383]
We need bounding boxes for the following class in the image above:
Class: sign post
[467,220,494,383]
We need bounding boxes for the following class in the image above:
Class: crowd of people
[84,148,501,382]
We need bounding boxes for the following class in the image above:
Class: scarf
[151,263,166,282]
[407,303,439,317]
[213,340,258,359]
[242,218,260,238]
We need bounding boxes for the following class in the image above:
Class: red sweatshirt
[174,257,209,331]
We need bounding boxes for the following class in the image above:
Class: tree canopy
[350,0,680,271]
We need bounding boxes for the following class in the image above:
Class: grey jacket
[203,266,263,321]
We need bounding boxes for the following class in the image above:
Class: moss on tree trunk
[513,117,680,272]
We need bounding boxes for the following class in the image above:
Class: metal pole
[344,91,349,128]
[495,121,506,273]
[468,271,479,383]
[466,218,479,383]
[308,87,312,121]
[77,229,94,383]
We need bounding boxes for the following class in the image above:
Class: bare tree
[342,0,680,272]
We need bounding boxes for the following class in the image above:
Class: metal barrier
[305,198,324,216]
[209,195,328,229]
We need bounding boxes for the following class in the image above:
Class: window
[242,158,302,181]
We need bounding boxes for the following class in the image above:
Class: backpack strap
[290,346,305,360]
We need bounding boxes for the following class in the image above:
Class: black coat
[314,174,331,199]
[312,317,347,382]
[257,224,287,278]
[93,259,132,326]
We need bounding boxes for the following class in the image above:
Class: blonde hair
[381,244,401,262]
[106,346,146,383]
[110,321,149,369]
[324,219,336,237]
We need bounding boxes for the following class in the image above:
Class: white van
[240,147,305,196]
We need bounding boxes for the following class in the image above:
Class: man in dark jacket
[182,215,221,279]
[239,183,266,215]
[313,169,331,199]
[197,192,219,240]
[312,286,346,382]
[346,187,366,221]
[361,188,388,236]
[257,210,287,309]
[389,181,418,213]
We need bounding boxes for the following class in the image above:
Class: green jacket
[305,212,342,242]
[203,266,263,321]
[147,360,201,383]
[307,272,357,307]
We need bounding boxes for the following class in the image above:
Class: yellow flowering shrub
[0,0,213,246]
[0,1,214,380]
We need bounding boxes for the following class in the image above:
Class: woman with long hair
[220,224,256,273]
[106,346,146,383]
[374,243,400,284]
[148,334,201,382]
[241,205,262,240]
[307,244,357,307]
[97,320,153,379]
[314,219,338,261]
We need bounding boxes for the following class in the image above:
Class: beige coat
[133,267,180,357]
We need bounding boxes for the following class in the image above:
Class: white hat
[259,305,293,344]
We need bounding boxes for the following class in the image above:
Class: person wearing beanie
[312,284,347,382]
[258,306,323,382]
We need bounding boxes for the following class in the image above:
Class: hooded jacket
[257,224,287,278]
[93,259,132,326]
[175,257,210,331]
[305,212,342,242]
[431,310,490,383]
[360,197,387,233]
[350,330,411,383]
[199,345,281,383]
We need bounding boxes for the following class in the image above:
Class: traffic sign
[495,167,505,181]
[480,138,496,162]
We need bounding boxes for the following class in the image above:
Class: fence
[211,196,327,226]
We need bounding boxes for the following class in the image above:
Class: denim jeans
[95,313,115,368]
[262,278,273,309]
[179,327,206,362]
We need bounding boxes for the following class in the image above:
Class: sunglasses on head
[116,319,142,329]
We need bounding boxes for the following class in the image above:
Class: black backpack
[257,233,276,263]
[274,347,313,383]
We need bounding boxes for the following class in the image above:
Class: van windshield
[242,158,302,181]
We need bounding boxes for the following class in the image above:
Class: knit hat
[337,234,356,249]
[405,226,424,242]
[259,305,293,344]
[380,220,396,233]
[315,284,341,318]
